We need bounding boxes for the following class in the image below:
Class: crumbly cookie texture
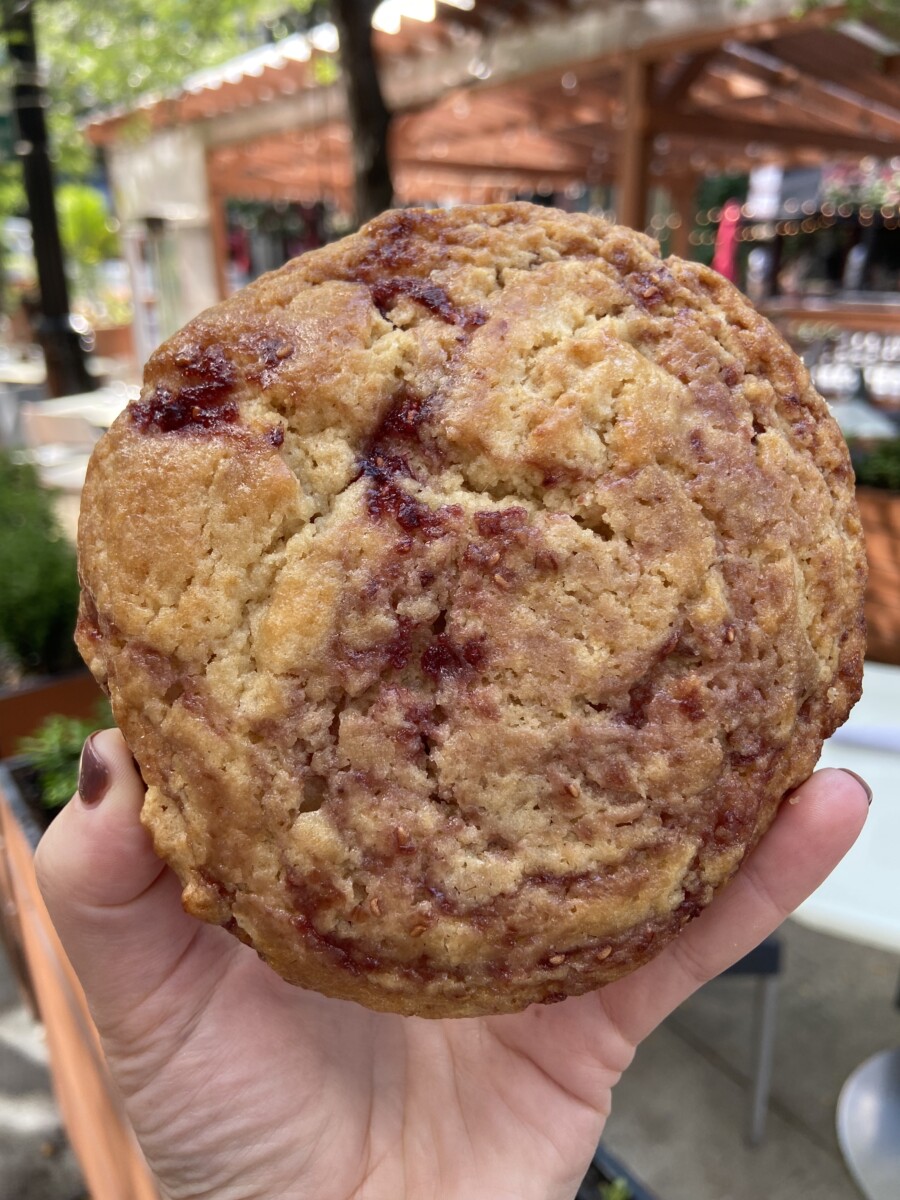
[76,203,865,1017]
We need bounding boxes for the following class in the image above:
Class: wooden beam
[696,65,900,140]
[393,157,582,180]
[763,30,900,115]
[738,41,900,127]
[619,57,652,231]
[649,109,900,156]
[718,43,801,91]
[657,50,719,106]
[634,3,846,63]
[208,189,230,302]
[690,89,867,140]
[447,2,845,109]
[668,174,697,261]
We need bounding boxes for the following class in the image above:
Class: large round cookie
[76,203,865,1017]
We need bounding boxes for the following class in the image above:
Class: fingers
[598,768,870,1047]
[34,729,227,1036]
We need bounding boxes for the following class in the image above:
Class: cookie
[76,203,865,1017]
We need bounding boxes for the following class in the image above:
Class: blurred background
[0,2,898,1199]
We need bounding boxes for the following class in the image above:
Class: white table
[795,660,900,953]
[18,384,136,494]
[794,660,900,1200]
[25,383,138,430]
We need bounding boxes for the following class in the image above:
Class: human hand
[35,730,868,1200]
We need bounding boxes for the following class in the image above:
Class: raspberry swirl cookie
[76,203,865,1016]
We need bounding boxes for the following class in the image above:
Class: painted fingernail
[78,733,110,806]
[838,768,872,806]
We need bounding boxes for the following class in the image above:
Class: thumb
[34,728,227,1038]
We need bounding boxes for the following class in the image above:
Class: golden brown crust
[76,203,865,1017]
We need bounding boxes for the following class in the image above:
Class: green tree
[0,1,316,225]
[0,1,316,314]
[33,0,393,224]
[34,1,315,179]
[57,182,119,296]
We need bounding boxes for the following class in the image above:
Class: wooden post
[618,57,652,231]
[208,189,230,302]
[668,174,697,260]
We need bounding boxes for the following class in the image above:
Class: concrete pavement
[604,919,900,1200]
[0,945,84,1200]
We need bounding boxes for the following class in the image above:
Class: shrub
[0,449,81,677]
[852,438,900,493]
[18,700,113,809]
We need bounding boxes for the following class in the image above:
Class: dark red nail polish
[838,768,873,806]
[78,732,110,806]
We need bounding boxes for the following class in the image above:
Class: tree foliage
[58,183,119,266]
[0,1,316,217]
[18,701,114,809]
[35,1,314,175]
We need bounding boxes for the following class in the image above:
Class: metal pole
[4,0,95,396]
[748,975,779,1146]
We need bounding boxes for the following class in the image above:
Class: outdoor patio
[0,946,82,1200]
[606,920,900,1200]
[2,1,900,1197]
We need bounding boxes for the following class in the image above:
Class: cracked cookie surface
[76,203,865,1017]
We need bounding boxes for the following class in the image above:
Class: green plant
[852,439,900,492]
[18,700,113,809]
[57,183,121,303]
[599,1180,632,1200]
[0,450,81,677]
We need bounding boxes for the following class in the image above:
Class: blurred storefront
[86,0,900,359]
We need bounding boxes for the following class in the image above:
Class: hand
[35,730,868,1200]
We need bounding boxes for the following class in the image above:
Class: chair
[722,933,782,1145]
[836,1047,900,1200]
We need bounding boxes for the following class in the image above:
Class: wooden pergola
[88,0,900,295]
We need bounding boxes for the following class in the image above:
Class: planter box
[92,323,135,361]
[0,771,159,1198]
[0,669,105,759]
[0,759,47,848]
[856,486,900,667]
[577,1143,660,1200]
